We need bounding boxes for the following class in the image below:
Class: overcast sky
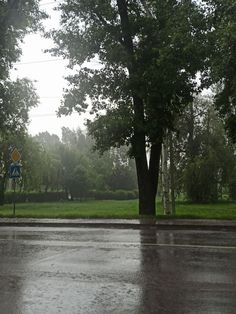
[11,0,87,137]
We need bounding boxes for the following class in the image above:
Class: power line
[16,58,101,66]
[30,112,79,118]
[16,58,65,65]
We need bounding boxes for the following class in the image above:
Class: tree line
[0,128,138,204]
[1,96,236,207]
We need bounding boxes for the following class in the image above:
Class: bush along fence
[4,189,139,203]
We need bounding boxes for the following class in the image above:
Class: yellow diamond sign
[11,148,21,163]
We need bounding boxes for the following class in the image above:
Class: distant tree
[66,163,92,200]
[34,132,61,151]
[34,132,63,192]
[50,0,209,215]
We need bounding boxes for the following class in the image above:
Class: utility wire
[16,58,101,66]
[31,112,79,118]
[16,58,65,65]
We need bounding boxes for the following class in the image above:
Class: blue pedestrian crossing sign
[9,164,21,179]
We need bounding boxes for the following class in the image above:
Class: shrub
[89,189,138,200]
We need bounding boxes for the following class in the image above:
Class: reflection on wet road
[0,227,235,314]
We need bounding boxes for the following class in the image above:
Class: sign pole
[13,179,16,217]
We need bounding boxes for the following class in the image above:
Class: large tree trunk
[135,140,162,216]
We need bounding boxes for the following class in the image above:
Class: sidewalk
[0,218,236,230]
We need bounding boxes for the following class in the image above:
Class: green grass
[0,199,236,219]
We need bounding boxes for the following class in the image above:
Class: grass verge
[0,199,236,219]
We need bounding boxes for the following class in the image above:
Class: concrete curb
[0,218,236,231]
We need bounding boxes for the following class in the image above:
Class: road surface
[0,226,235,313]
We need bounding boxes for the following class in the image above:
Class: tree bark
[162,136,171,215]
[134,141,162,215]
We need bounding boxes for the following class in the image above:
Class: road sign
[9,164,21,179]
[11,148,21,163]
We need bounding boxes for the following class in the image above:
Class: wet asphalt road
[0,227,235,314]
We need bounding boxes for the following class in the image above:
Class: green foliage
[207,0,236,141]
[184,155,218,203]
[51,0,208,148]
[31,128,138,197]
[174,96,236,201]
[65,163,92,200]
[5,189,138,203]
[0,78,39,135]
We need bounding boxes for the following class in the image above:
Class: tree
[176,97,235,202]
[21,136,45,192]
[66,163,92,200]
[50,0,209,215]
[207,0,236,141]
[34,132,64,192]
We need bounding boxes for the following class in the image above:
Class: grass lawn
[0,199,236,219]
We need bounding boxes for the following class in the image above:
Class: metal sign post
[9,148,22,217]
[13,179,16,217]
